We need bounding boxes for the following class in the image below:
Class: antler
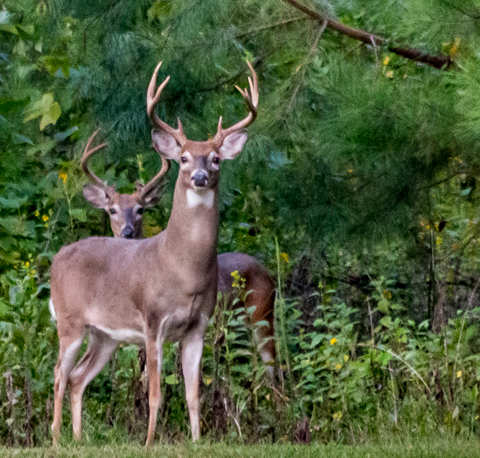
[212,60,259,150]
[82,129,108,188]
[147,62,187,148]
[140,155,171,197]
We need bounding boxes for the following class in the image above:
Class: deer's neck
[163,182,219,264]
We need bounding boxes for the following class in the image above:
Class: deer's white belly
[95,325,145,344]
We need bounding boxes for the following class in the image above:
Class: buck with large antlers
[81,131,276,374]
[50,61,259,445]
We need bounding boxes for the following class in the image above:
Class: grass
[2,437,480,458]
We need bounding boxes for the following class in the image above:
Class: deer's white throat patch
[186,189,214,208]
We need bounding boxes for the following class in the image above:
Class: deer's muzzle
[192,171,208,188]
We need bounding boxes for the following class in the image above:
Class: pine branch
[282,0,453,70]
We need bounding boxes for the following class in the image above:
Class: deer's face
[83,183,162,238]
[151,131,247,197]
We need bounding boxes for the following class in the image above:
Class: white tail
[50,61,259,445]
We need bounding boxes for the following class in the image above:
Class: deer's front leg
[181,329,205,441]
[145,335,163,447]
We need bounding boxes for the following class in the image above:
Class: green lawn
[3,438,480,458]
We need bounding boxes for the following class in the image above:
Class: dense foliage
[3,0,480,447]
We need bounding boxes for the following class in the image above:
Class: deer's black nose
[122,227,134,239]
[192,171,208,187]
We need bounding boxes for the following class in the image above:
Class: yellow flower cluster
[21,259,37,278]
[332,411,342,421]
[330,337,337,345]
[280,252,289,263]
[231,270,245,290]
[59,171,68,183]
[383,290,392,299]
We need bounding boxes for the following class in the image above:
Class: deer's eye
[109,208,117,215]
[212,157,220,164]
[181,156,188,164]
[137,208,143,215]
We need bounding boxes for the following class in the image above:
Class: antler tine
[213,60,259,149]
[81,129,108,188]
[140,155,171,197]
[147,62,187,147]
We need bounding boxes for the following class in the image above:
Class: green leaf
[40,102,61,130]
[0,24,18,35]
[0,217,35,237]
[38,55,70,77]
[23,93,62,130]
[12,134,33,145]
[310,333,325,348]
[165,374,178,385]
[54,126,78,142]
[377,299,390,314]
[0,299,9,318]
[18,24,34,35]
[0,195,28,209]
[26,140,55,156]
[69,209,87,222]
[147,0,172,22]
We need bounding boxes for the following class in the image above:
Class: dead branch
[283,0,453,70]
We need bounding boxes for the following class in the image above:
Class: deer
[81,132,276,375]
[50,60,259,445]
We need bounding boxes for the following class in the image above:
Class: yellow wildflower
[335,363,342,370]
[436,236,442,245]
[330,338,337,345]
[450,38,460,57]
[42,215,49,222]
[332,411,342,421]
[231,270,244,288]
[59,171,67,183]
[385,70,394,78]
[383,290,392,299]
[280,252,289,263]
[457,371,462,378]
[34,210,40,217]
[348,169,353,173]
[344,355,349,362]
[25,261,30,268]
[383,56,390,66]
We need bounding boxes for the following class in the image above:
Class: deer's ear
[218,131,248,160]
[83,184,112,209]
[136,181,165,208]
[151,129,182,161]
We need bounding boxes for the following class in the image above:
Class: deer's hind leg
[69,327,117,441]
[52,331,85,444]
[247,286,276,378]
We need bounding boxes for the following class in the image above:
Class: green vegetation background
[3,0,480,448]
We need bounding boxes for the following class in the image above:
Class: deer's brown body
[82,149,276,371]
[50,61,259,445]
[217,252,275,365]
